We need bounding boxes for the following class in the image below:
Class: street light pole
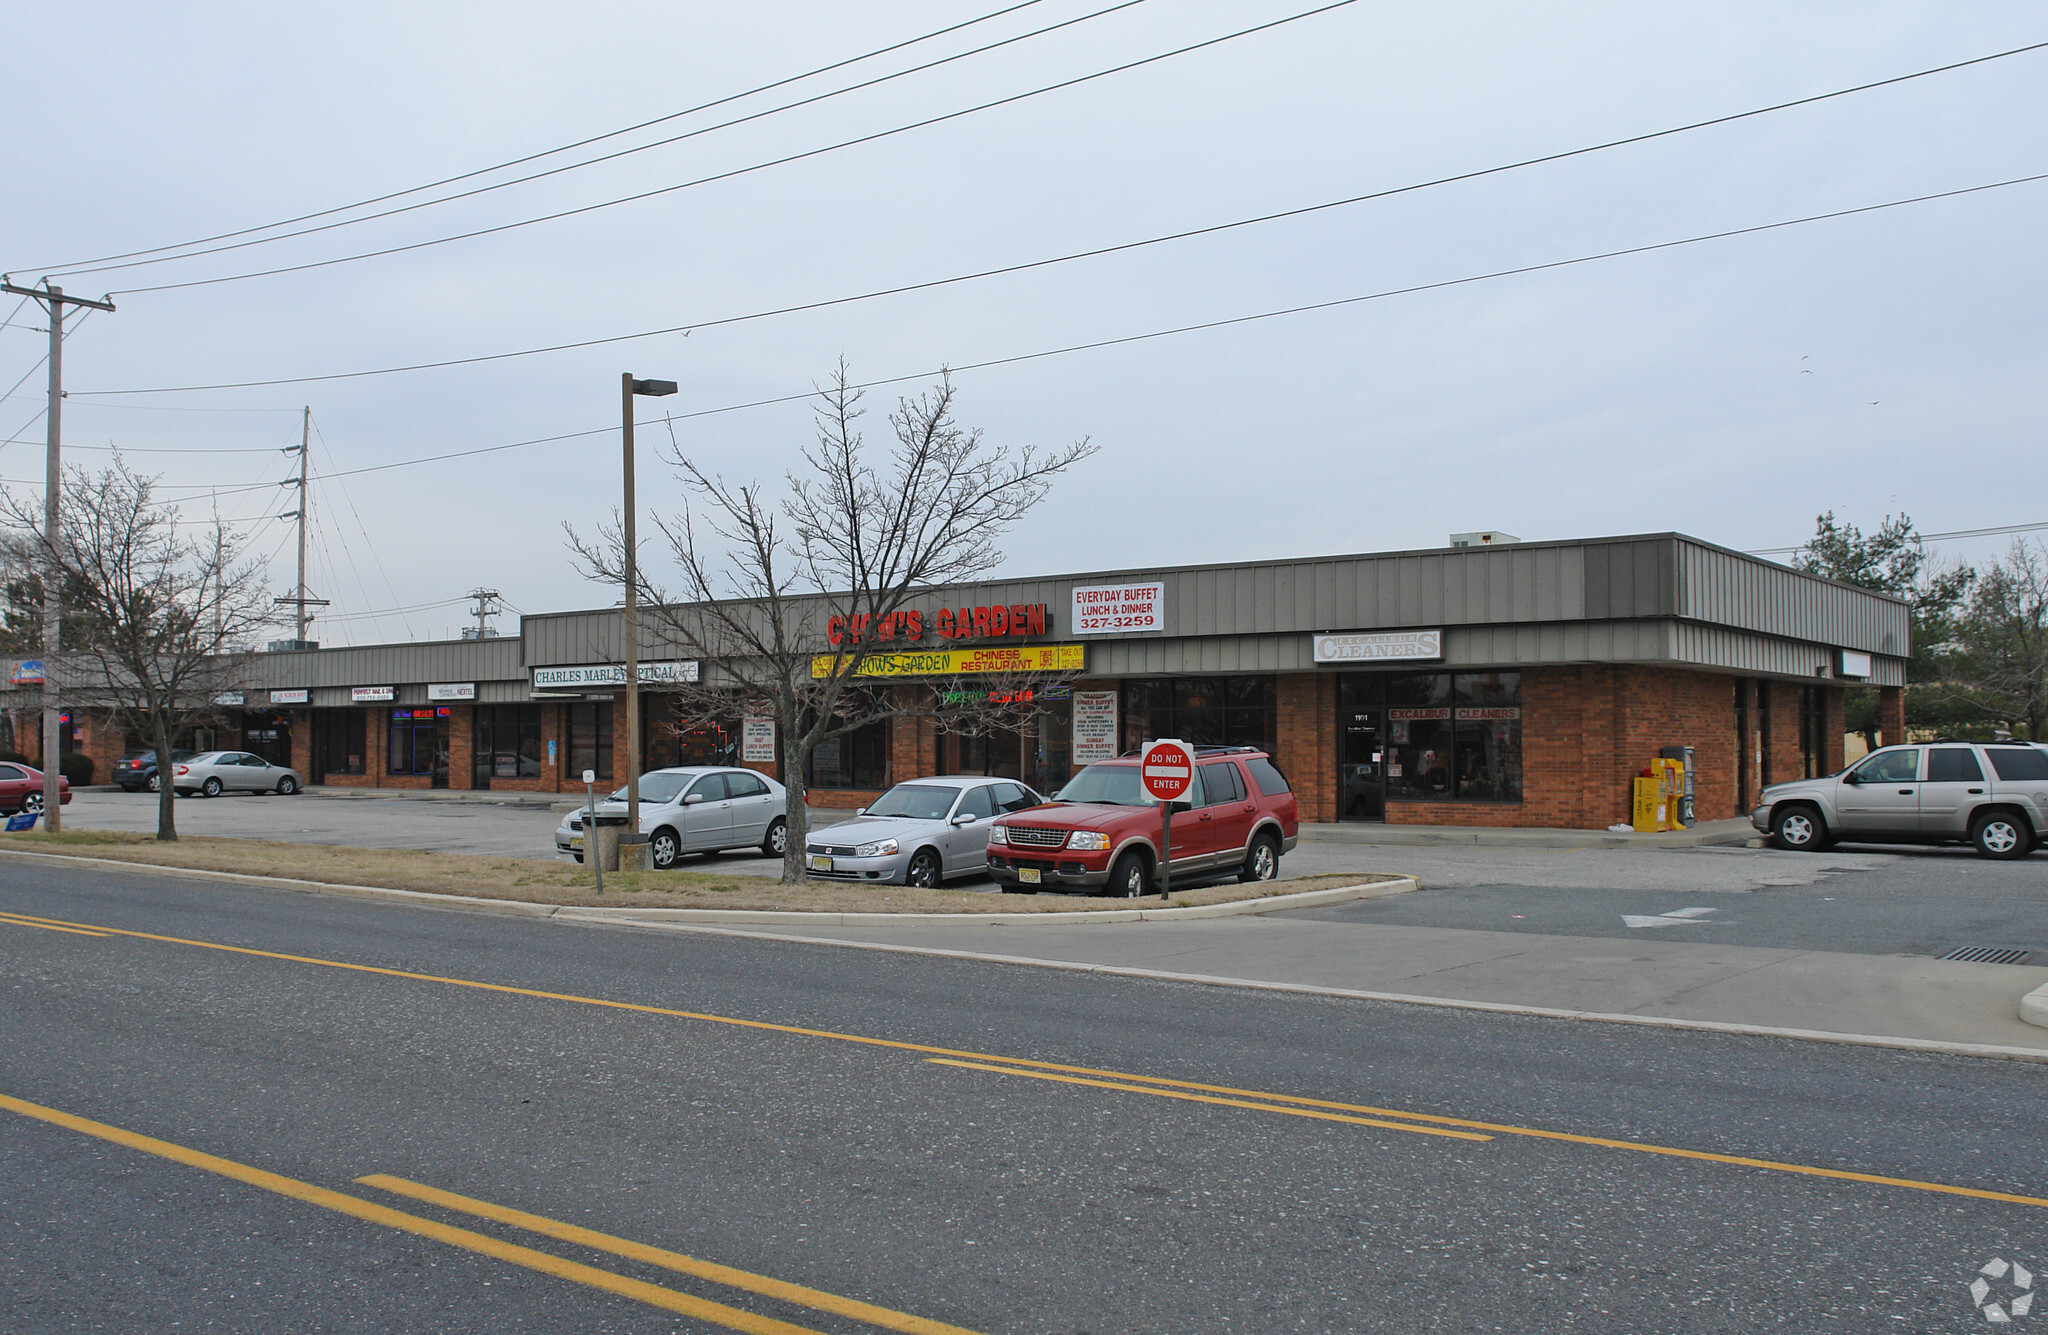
[621,373,676,838]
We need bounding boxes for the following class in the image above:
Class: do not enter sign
[1140,739,1195,803]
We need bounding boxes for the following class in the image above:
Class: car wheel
[147,773,162,793]
[20,792,42,814]
[1238,832,1281,883]
[906,849,942,888]
[276,776,298,796]
[201,776,223,798]
[1104,852,1149,899]
[648,827,681,870]
[1971,811,2033,860]
[1770,804,1826,851]
[761,818,788,858]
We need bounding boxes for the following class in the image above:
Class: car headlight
[855,838,899,858]
[1066,831,1110,851]
[987,825,1008,845]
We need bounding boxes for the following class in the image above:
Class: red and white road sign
[1139,739,1195,802]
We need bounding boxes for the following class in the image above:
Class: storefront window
[1348,671,1522,808]
[311,710,366,778]
[809,718,889,789]
[1120,676,1274,755]
[388,707,450,782]
[475,704,543,784]
[568,703,613,781]
[1799,686,1827,779]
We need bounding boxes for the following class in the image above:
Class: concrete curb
[1296,818,1757,849]
[2023,982,2048,1031]
[558,918,2048,1064]
[0,846,1408,924]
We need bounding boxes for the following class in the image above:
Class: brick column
[448,704,476,790]
[1823,689,1847,774]
[290,711,312,778]
[1878,686,1906,748]
[1276,672,1332,823]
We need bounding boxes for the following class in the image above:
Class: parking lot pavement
[56,788,568,860]
[1278,842,2048,960]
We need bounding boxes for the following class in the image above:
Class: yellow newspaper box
[1632,777,1666,832]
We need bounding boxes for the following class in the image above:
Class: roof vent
[1449,531,1520,548]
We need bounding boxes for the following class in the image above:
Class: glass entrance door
[1340,706,1385,820]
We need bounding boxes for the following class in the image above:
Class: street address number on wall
[1072,582,1165,634]
[1313,629,1443,662]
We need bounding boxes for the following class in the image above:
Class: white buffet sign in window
[1071,582,1165,635]
[427,682,476,701]
[1312,629,1443,663]
[742,714,776,763]
[1071,690,1119,763]
[530,661,700,690]
[350,685,395,703]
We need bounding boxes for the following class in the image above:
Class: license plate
[809,854,833,872]
[1019,866,1041,884]
[569,836,583,849]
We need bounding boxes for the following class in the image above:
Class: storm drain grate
[1939,946,2036,965]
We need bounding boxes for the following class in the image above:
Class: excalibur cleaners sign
[531,661,700,690]
[1312,629,1443,662]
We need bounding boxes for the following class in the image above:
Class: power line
[1751,520,2048,556]
[93,167,2042,495]
[18,0,1054,276]
[94,0,1363,296]
[72,41,2048,398]
[40,0,1149,282]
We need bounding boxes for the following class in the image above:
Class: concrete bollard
[617,834,653,872]
[588,823,624,872]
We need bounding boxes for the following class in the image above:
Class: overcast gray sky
[4,2,2042,644]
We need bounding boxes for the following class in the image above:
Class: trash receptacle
[586,813,631,872]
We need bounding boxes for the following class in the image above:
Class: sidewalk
[644,908,2048,1057]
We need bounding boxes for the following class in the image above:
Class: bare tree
[2,457,277,840]
[569,364,1094,883]
[1942,539,2048,740]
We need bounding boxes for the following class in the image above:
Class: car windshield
[864,784,958,821]
[607,772,695,804]
[1053,764,1156,806]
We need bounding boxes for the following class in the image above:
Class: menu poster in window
[813,737,842,773]
[742,715,776,763]
[1071,582,1165,635]
[1071,691,1119,763]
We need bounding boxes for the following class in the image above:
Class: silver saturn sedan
[172,750,303,797]
[806,775,1045,887]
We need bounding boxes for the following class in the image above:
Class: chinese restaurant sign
[811,643,1084,679]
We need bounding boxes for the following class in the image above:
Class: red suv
[987,746,1298,897]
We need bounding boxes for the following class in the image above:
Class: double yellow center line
[0,1089,980,1335]
[7,903,2048,1212]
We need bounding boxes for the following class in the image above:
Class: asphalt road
[1282,843,2048,960]
[4,857,2047,1332]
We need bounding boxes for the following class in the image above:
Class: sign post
[1139,739,1195,901]
[583,769,602,896]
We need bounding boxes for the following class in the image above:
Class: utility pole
[465,587,501,639]
[1,280,115,832]
[620,373,676,837]
[272,406,328,645]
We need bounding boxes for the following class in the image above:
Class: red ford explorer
[987,746,1299,897]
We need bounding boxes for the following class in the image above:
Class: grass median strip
[0,829,1382,912]
[13,905,2048,1214]
[924,1059,1493,1141]
[0,1091,833,1335]
[359,1174,984,1335]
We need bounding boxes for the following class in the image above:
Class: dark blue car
[113,749,196,793]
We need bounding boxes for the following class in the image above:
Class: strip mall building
[9,533,1907,829]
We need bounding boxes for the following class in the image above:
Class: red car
[0,761,71,816]
[987,746,1299,897]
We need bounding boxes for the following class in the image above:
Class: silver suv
[1752,742,2048,858]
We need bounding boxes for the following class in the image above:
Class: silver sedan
[555,766,790,869]
[173,751,303,797]
[805,776,1044,887]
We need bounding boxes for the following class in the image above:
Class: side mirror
[683,792,705,804]
[1841,771,1860,785]
[854,807,867,817]
[952,813,977,826]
